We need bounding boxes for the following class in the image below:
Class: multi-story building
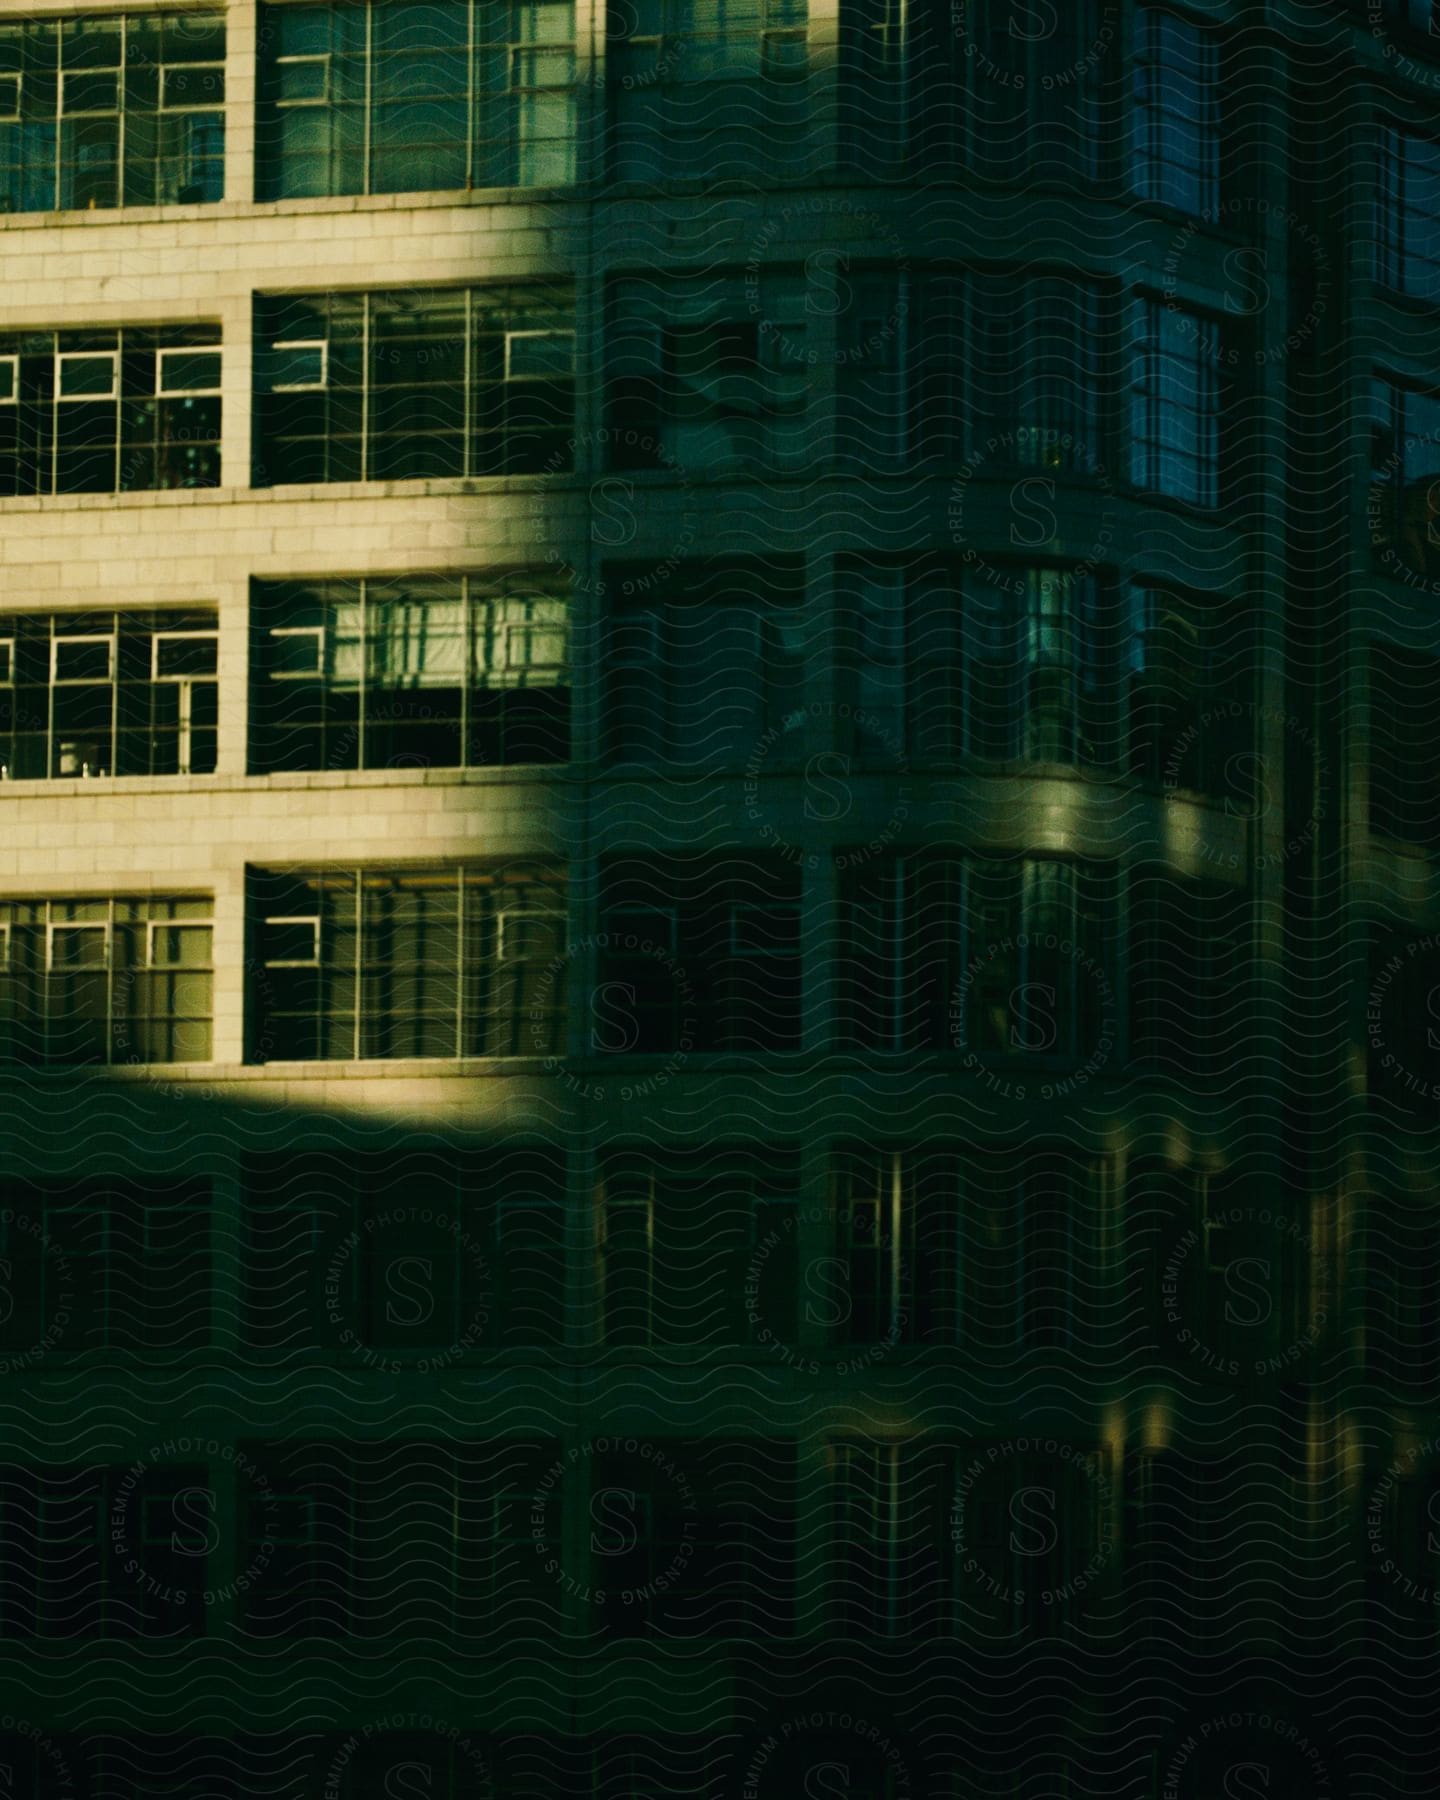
[0,0,1437,1792]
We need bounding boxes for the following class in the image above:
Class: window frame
[269,338,329,393]
[156,346,223,398]
[274,52,332,109]
[0,71,20,123]
[58,65,122,118]
[50,633,117,686]
[263,915,322,970]
[0,353,17,405]
[47,918,112,972]
[267,625,326,680]
[55,350,119,404]
[0,638,13,685]
[150,630,219,682]
[159,61,226,113]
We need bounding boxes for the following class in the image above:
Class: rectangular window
[607,272,807,475]
[0,1462,209,1637]
[590,1439,797,1639]
[0,356,17,404]
[0,895,213,1065]
[1132,10,1220,217]
[256,0,578,199]
[836,853,1115,1058]
[603,558,805,768]
[253,287,573,486]
[835,270,1106,476]
[609,0,812,183]
[0,325,222,498]
[0,1179,210,1354]
[0,609,218,781]
[248,864,566,1062]
[236,1438,558,1639]
[598,1149,800,1347]
[1128,297,1224,506]
[840,0,1111,184]
[596,855,803,1054]
[838,561,1115,769]
[248,572,569,772]
[0,10,224,213]
[271,340,328,392]
[156,347,222,395]
[241,1147,566,1355]
[1369,373,1440,585]
[1378,126,1440,306]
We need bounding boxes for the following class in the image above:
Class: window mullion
[352,870,363,1060]
[105,897,116,1065]
[363,0,374,196]
[466,0,477,189]
[456,869,466,1055]
[361,296,372,480]
[464,288,474,477]
[358,579,367,769]
[460,577,472,769]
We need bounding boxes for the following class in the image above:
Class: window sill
[0,184,587,233]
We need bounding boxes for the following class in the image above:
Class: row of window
[0,855,1245,1068]
[7,285,1438,539]
[1,565,1253,786]
[5,0,1440,267]
[8,1152,1430,1389]
[2,1424,1423,1647]
[0,3,1269,216]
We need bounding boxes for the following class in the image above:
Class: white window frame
[151,630,219,682]
[270,338,328,393]
[0,922,10,972]
[494,907,560,962]
[499,618,566,678]
[51,633,116,684]
[146,917,212,969]
[55,350,118,403]
[263,915,321,969]
[504,329,574,381]
[47,920,111,972]
[59,65,122,117]
[159,61,225,113]
[156,346,222,397]
[268,625,326,679]
[0,637,13,685]
[0,354,16,406]
[0,72,20,122]
[274,53,331,108]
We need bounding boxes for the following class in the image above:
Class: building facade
[0,0,1436,1792]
